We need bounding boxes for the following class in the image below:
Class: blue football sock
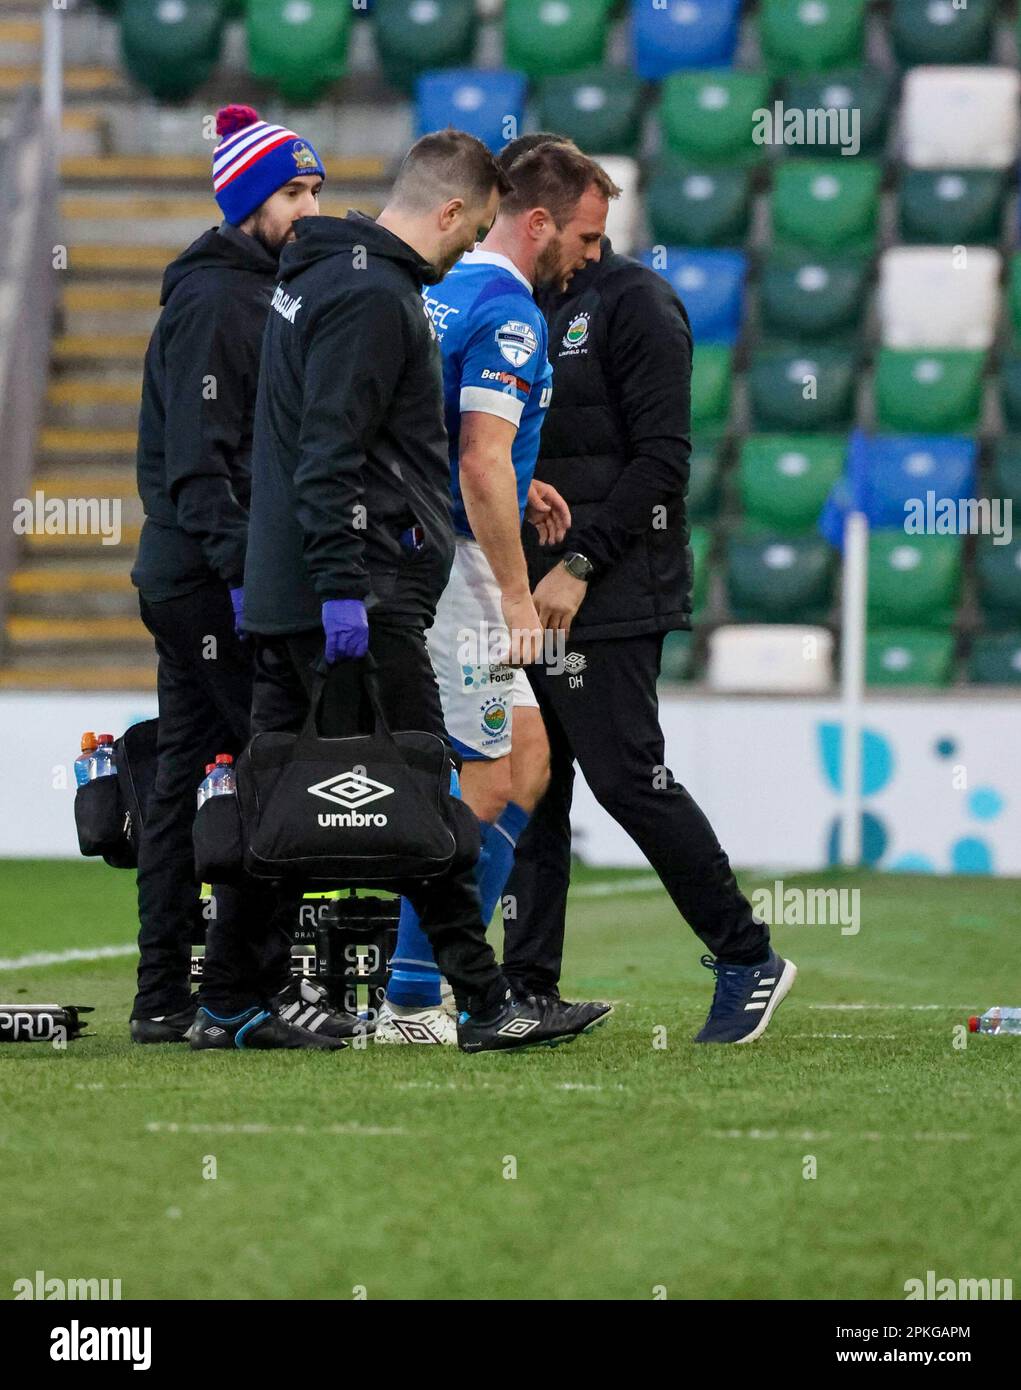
[387,897,442,1009]
[387,764,465,1010]
[478,800,530,925]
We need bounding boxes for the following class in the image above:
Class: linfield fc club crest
[480,696,509,738]
[496,320,538,368]
[292,140,318,171]
[562,313,590,350]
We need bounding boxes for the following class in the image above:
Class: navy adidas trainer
[694,948,797,1044]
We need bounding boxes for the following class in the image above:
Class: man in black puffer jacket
[498,136,797,1045]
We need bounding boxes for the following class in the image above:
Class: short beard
[249,217,288,260]
[534,234,564,289]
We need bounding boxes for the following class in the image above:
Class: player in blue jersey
[376,142,620,1043]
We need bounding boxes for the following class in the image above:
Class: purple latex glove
[229,585,245,638]
[322,599,369,664]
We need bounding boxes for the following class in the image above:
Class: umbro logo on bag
[496,1017,541,1038]
[308,771,394,828]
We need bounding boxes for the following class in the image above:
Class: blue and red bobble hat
[212,104,326,226]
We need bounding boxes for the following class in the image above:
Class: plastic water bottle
[89,734,117,780]
[196,763,216,809]
[74,732,98,787]
[968,1007,1021,1036]
[208,754,236,797]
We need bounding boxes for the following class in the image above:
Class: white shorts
[425,537,538,761]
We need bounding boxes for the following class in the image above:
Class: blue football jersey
[423,250,553,539]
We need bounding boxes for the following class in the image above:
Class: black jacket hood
[160,223,278,305]
[278,211,441,285]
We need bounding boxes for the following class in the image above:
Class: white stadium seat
[707,625,834,694]
[595,155,640,256]
[900,67,1021,170]
[877,246,1001,351]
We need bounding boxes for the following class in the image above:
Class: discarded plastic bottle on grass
[968,1007,1021,1035]
[74,732,98,787]
[89,734,117,780]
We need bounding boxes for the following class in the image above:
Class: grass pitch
[1,859,1019,1301]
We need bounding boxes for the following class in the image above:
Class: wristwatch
[562,551,594,581]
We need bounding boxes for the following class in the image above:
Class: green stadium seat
[1001,358,1021,432]
[372,0,477,92]
[535,67,643,157]
[646,163,751,248]
[725,534,836,623]
[866,629,955,687]
[747,349,857,433]
[659,71,772,168]
[969,633,1021,685]
[874,350,985,434]
[890,0,997,67]
[781,70,892,160]
[120,0,225,101]
[687,440,724,524]
[975,536,1021,630]
[659,629,697,683]
[690,346,733,433]
[503,0,612,81]
[899,170,1007,247]
[689,524,712,619]
[759,253,870,345]
[989,438,1021,509]
[737,434,846,534]
[247,0,350,104]
[771,160,881,255]
[867,534,962,629]
[758,0,867,76]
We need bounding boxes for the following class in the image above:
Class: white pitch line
[145,1121,406,1137]
[809,1003,976,1012]
[0,943,135,971]
[710,1129,973,1143]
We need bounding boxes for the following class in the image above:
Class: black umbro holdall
[73,718,159,869]
[194,665,479,888]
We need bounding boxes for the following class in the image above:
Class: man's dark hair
[390,128,513,212]
[498,142,621,229]
[498,130,576,171]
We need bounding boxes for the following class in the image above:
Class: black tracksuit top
[243,213,455,635]
[132,223,278,600]
[527,238,695,640]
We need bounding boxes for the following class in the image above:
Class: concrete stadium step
[20,523,142,556]
[39,427,137,461]
[47,374,143,428]
[0,14,39,59]
[0,659,155,691]
[61,192,375,246]
[65,245,176,277]
[6,615,147,648]
[9,561,137,620]
[53,334,150,365]
[62,153,387,185]
[0,65,124,96]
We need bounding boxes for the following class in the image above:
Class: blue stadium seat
[639,247,746,346]
[415,68,526,151]
[632,0,741,81]
[819,431,978,545]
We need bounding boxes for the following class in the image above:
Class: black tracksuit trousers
[501,632,769,996]
[199,620,508,1018]
[133,581,257,1018]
